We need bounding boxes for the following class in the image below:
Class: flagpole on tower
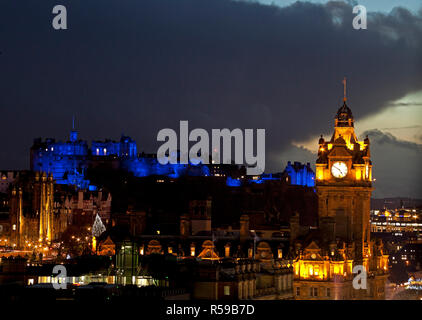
[343,77,347,102]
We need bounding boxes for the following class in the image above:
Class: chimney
[240,214,250,241]
[289,212,300,244]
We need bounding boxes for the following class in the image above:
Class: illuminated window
[334,265,340,274]
[12,224,16,231]
[225,246,230,258]
[248,248,253,258]
[224,286,230,296]
[278,249,283,259]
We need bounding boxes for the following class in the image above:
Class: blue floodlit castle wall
[284,161,315,187]
[30,129,314,189]
[91,135,137,157]
[121,157,210,178]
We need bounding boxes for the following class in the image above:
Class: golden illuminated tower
[38,172,54,244]
[315,80,372,262]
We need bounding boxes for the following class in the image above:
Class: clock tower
[315,85,372,262]
[292,81,388,300]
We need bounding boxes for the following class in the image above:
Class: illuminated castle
[30,121,211,189]
[30,124,91,189]
[292,81,389,300]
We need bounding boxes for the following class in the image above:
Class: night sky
[0,0,421,198]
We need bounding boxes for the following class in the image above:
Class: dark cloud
[271,144,316,171]
[361,129,422,198]
[0,0,421,197]
[362,129,422,149]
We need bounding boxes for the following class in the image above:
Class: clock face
[331,161,348,178]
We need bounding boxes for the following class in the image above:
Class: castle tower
[315,81,372,262]
[9,186,23,248]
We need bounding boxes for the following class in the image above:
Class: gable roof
[328,145,352,158]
